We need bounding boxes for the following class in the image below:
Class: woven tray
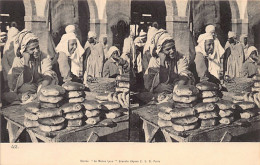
[87,78,116,93]
[224,78,253,93]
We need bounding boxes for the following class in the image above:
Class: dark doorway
[219,0,232,46]
[0,0,25,32]
[111,20,129,52]
[253,22,260,52]
[78,0,90,45]
[131,0,166,35]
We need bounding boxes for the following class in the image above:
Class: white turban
[56,33,85,77]
[205,25,215,33]
[14,29,39,56]
[107,46,120,59]
[150,29,173,55]
[196,33,214,56]
[65,25,76,34]
[228,31,236,39]
[246,46,258,60]
[88,31,97,39]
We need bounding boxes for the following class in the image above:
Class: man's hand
[154,83,174,93]
[23,52,31,66]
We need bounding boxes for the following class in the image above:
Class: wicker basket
[87,78,116,93]
[224,78,254,93]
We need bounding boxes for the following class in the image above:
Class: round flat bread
[172,93,197,104]
[39,95,63,104]
[196,81,219,91]
[202,97,219,103]
[118,82,130,88]
[158,112,171,121]
[240,110,257,119]
[67,91,84,98]
[62,82,85,91]
[25,102,40,113]
[201,91,218,98]
[61,103,83,113]
[82,100,102,110]
[219,116,235,124]
[65,111,84,120]
[41,85,66,96]
[69,97,85,103]
[157,102,174,113]
[198,111,218,119]
[170,108,195,119]
[67,119,83,127]
[24,118,39,128]
[158,118,173,127]
[85,110,101,118]
[173,84,199,96]
[24,112,38,121]
[101,101,121,110]
[200,118,218,128]
[41,102,60,108]
[105,111,122,119]
[171,116,198,125]
[38,123,65,132]
[37,108,62,118]
[219,109,234,118]
[194,102,216,113]
[38,117,65,126]
[216,100,236,110]
[95,93,109,101]
[237,102,255,110]
[174,101,197,108]
[85,116,101,125]
[172,123,198,132]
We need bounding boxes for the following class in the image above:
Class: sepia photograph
[0,0,260,164]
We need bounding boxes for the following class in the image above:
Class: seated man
[4,29,58,104]
[102,46,129,78]
[191,33,220,84]
[241,46,259,78]
[144,31,194,93]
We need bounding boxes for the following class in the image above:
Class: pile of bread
[156,81,259,132]
[115,74,130,93]
[96,91,129,110]
[196,81,220,103]
[24,85,67,132]
[95,92,129,119]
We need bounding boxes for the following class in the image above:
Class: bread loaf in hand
[41,85,66,96]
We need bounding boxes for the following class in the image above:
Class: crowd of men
[0,22,259,105]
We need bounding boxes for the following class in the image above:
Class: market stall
[131,77,260,142]
[0,76,130,142]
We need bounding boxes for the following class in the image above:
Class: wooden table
[0,105,129,143]
[132,104,260,142]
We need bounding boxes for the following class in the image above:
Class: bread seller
[143,30,194,93]
[191,32,221,84]
[102,46,129,78]
[4,29,58,104]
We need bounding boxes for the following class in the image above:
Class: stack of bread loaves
[157,101,174,127]
[39,85,66,108]
[237,101,258,119]
[115,74,130,93]
[62,82,85,103]
[102,101,123,119]
[24,102,40,128]
[61,103,84,127]
[170,107,198,132]
[172,84,199,108]
[216,100,236,125]
[194,102,218,128]
[252,67,260,92]
[37,85,66,132]
[82,100,102,125]
[196,81,220,103]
